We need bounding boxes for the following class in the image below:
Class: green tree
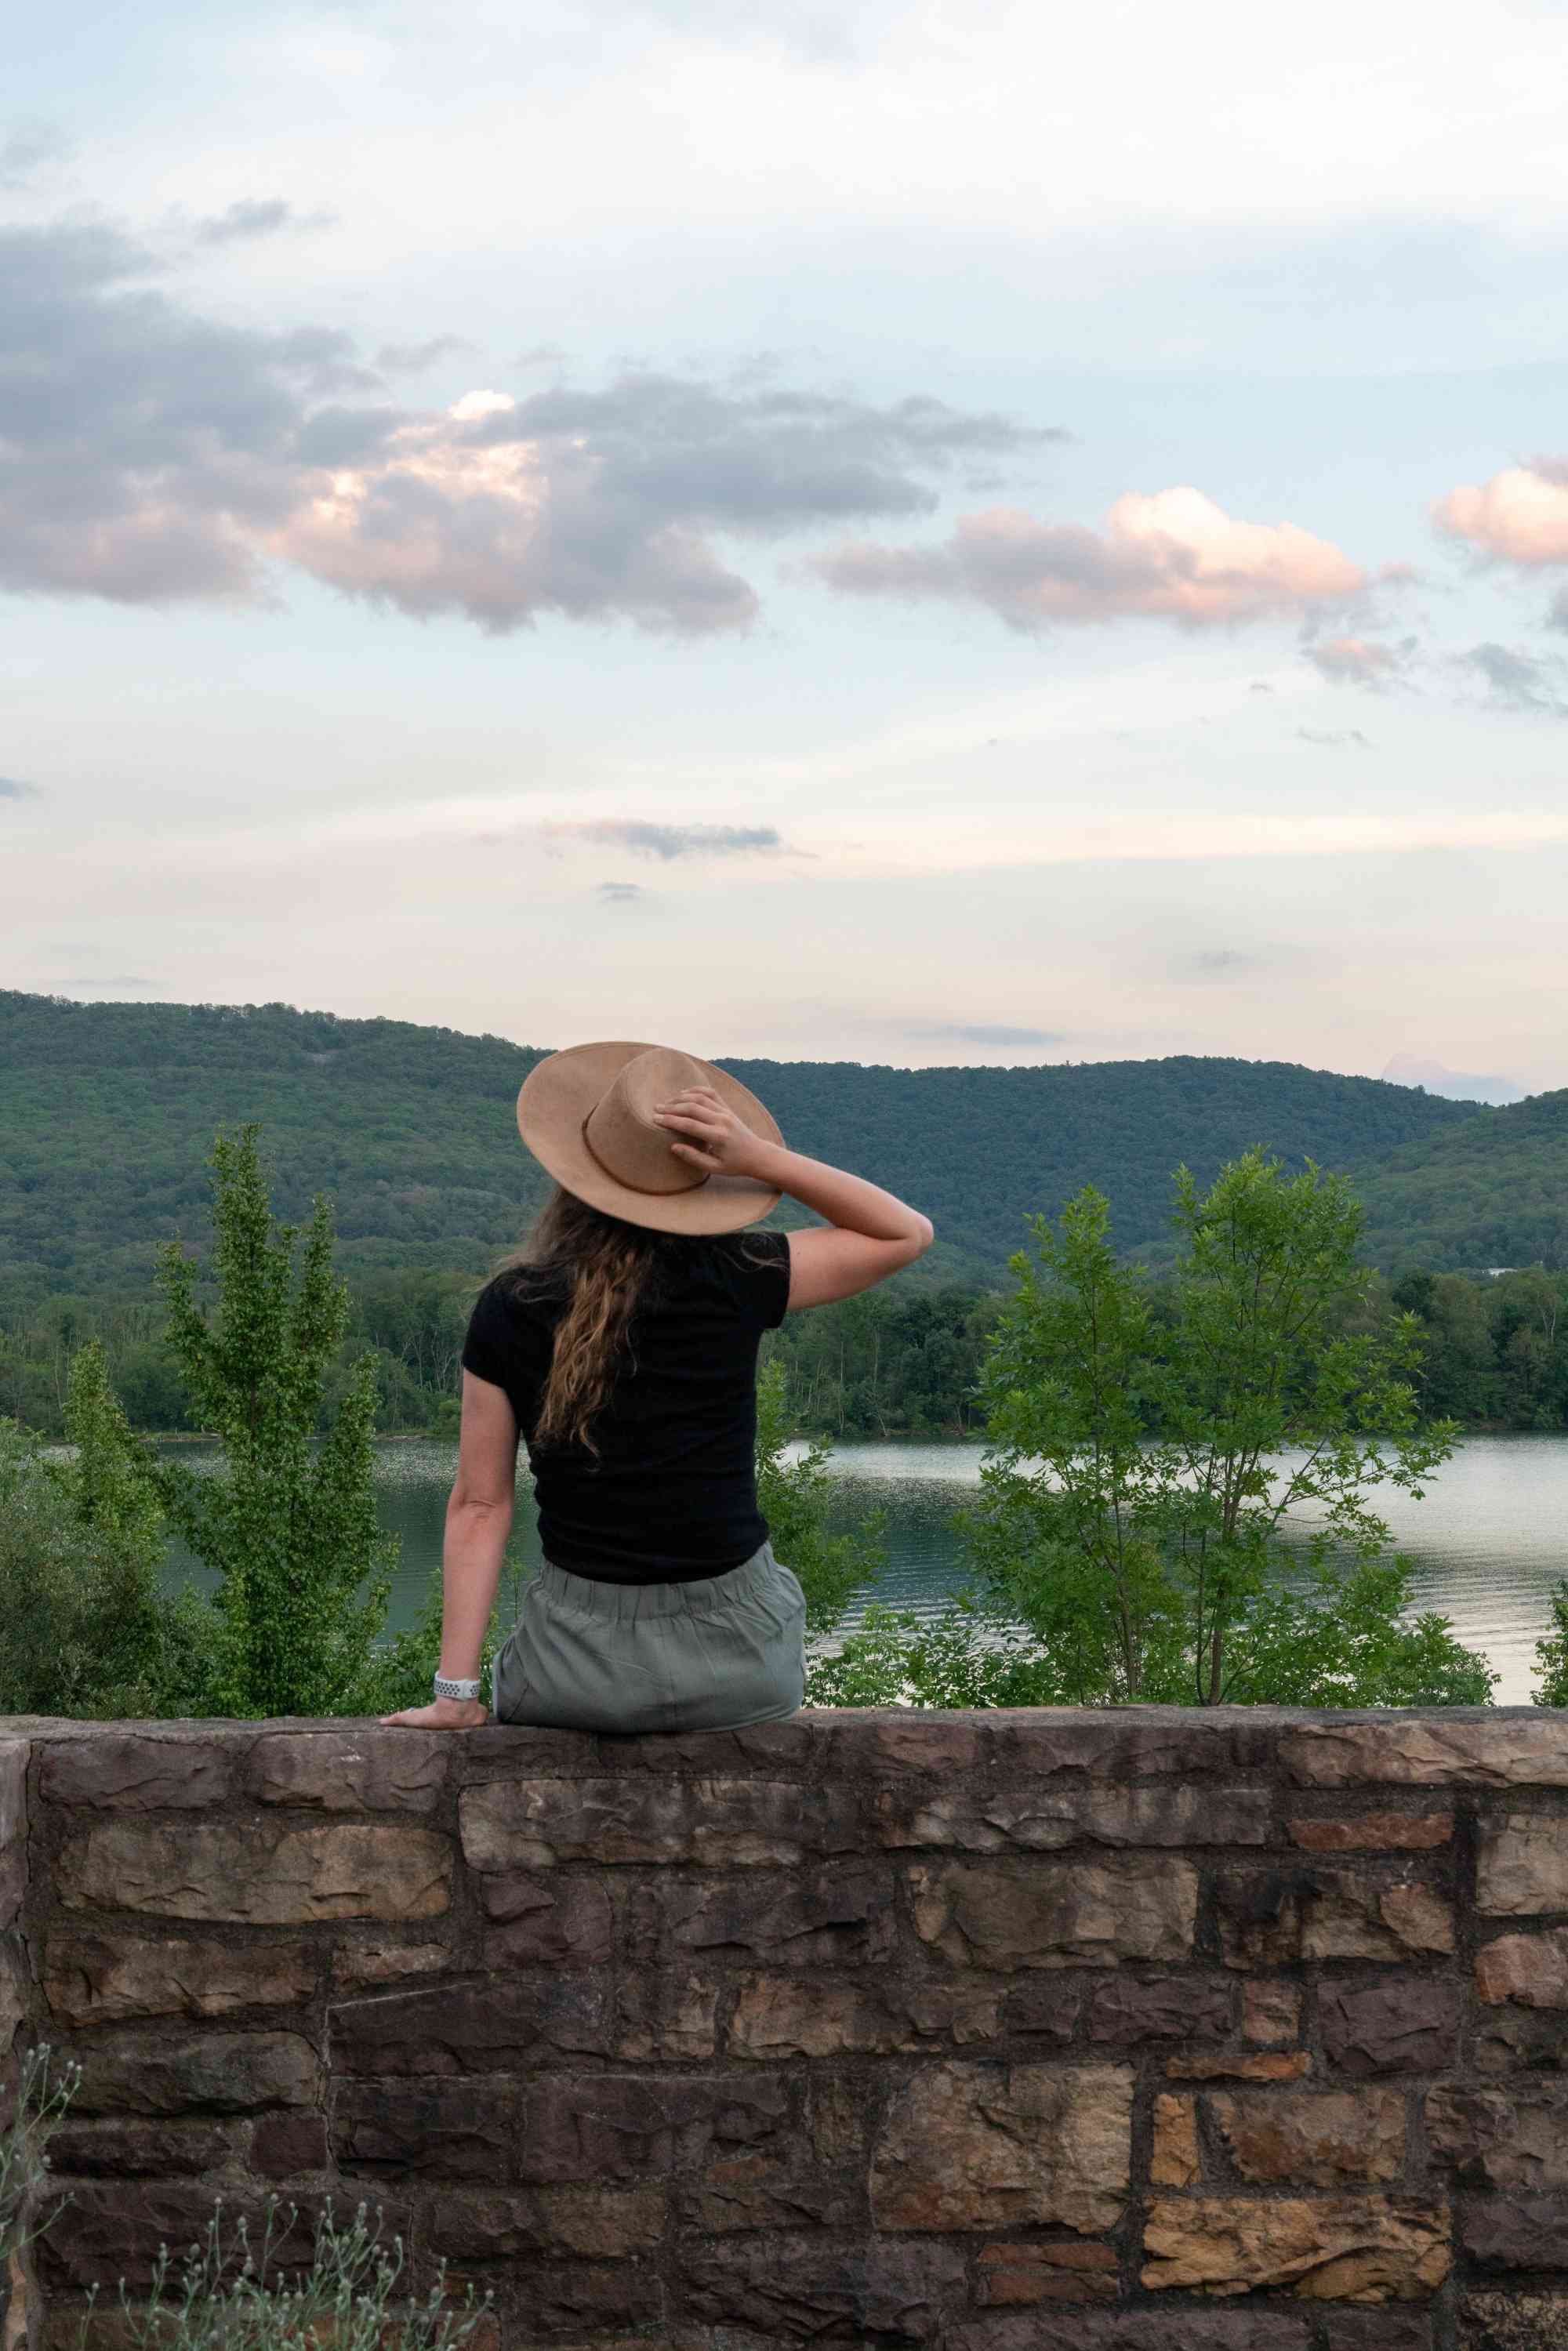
[961,1152,1492,1707]
[756,1359,881,1638]
[152,1129,396,1718]
[1536,1584,1568,1707]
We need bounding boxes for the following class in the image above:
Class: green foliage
[764,1283,999,1437]
[1356,1087,1568,1272]
[757,1359,883,1638]
[151,1130,396,1718]
[0,989,1474,1306]
[1535,1583,1568,1706]
[944,1152,1493,1709]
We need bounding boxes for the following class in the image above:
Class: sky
[5,0,1568,1089]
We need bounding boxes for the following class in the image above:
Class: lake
[158,1432,1568,1703]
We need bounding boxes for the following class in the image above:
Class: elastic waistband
[534,1542,777,1621]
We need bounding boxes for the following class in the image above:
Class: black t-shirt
[460,1229,793,1584]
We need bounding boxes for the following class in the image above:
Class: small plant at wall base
[149,1127,397,1718]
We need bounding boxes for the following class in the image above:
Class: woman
[380,1040,932,1733]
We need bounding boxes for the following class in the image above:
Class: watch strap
[433,1672,482,1701]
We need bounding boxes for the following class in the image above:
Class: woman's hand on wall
[378,1696,491,1729]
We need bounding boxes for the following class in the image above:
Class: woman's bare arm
[652,1085,934,1310]
[379,1369,518,1727]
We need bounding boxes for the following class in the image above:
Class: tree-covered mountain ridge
[2,988,1520,1296]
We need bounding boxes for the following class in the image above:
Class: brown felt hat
[516,1040,784,1234]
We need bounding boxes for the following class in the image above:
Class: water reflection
[155,1432,1568,1704]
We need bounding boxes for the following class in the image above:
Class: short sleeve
[461,1279,520,1390]
[710,1228,792,1331]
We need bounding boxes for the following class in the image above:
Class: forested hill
[1354,1088,1568,1271]
[0,989,1480,1297]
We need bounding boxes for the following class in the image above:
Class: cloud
[0,219,1059,635]
[548,820,794,859]
[1435,460,1568,565]
[1178,948,1263,979]
[193,199,330,247]
[1461,640,1566,713]
[902,1020,1062,1047]
[1249,680,1276,694]
[1302,634,1414,688]
[0,121,69,189]
[0,776,40,798]
[813,488,1365,632]
[597,880,647,903]
[376,336,474,374]
[1296,725,1370,748]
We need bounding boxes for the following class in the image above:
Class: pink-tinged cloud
[812,488,1366,630]
[1435,463,1568,565]
[1303,635,1413,688]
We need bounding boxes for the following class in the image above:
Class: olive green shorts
[491,1540,807,1734]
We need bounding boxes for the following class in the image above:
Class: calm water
[157,1433,1568,1703]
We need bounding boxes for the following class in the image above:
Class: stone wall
[1,1708,1566,2351]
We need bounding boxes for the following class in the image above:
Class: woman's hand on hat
[653,1086,770,1178]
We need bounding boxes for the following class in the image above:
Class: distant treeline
[6,1260,1568,1442]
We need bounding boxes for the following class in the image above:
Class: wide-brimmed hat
[516,1040,784,1234]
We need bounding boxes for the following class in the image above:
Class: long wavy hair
[503,1186,671,1454]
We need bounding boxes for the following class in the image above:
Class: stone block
[1459,2291,1568,2349]
[661,1863,896,1968]
[975,2240,1120,2304]
[1215,1868,1454,1968]
[332,2079,526,2177]
[1475,1928,1568,2008]
[613,1972,720,2062]
[332,1936,453,1991]
[1207,2088,1405,2186]
[33,2188,323,2291]
[1085,1973,1232,2044]
[1475,2008,1568,2074]
[1319,2319,1433,2351]
[0,1743,27,1929]
[474,1872,616,1962]
[682,2236,966,2343]
[952,2311,1312,2349]
[1281,1715,1568,1789]
[1287,1811,1453,1852]
[459,1776,854,1870]
[727,1973,999,2059]
[329,1978,612,2074]
[57,1821,452,1921]
[1461,2194,1568,2269]
[680,2154,846,2234]
[417,2261,650,2335]
[42,1930,317,2027]
[909,1857,1198,1971]
[0,1936,26,2054]
[873,1783,1272,1852]
[987,1710,1276,1781]
[807,2073,869,2165]
[252,2110,330,2174]
[1166,2049,1312,2083]
[868,2061,1132,2233]
[1426,2084,1568,2193]
[243,1729,448,1812]
[68,2028,319,2115]
[1242,1981,1301,2044]
[45,2117,240,2176]
[1000,1979,1085,2042]
[1141,2194,1451,2298]
[597,1716,825,1772]
[1151,2094,1200,2188]
[1479,1814,1568,1915]
[824,1711,984,1774]
[1319,1980,1459,2079]
[38,1732,231,1812]
[517,2071,789,2183]
[426,2185,664,2258]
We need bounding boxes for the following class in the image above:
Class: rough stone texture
[1319,1979,1462,2078]
[868,2061,1132,2231]
[42,1930,317,2026]
[1475,1927,1568,2008]
[5,1707,1568,2346]
[57,1820,452,1921]
[1207,2088,1406,2186]
[1477,1812,1568,1914]
[1142,2196,1451,2298]
[243,1728,449,1812]
[909,1856,1199,1969]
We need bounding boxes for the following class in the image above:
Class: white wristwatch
[433,1672,482,1701]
